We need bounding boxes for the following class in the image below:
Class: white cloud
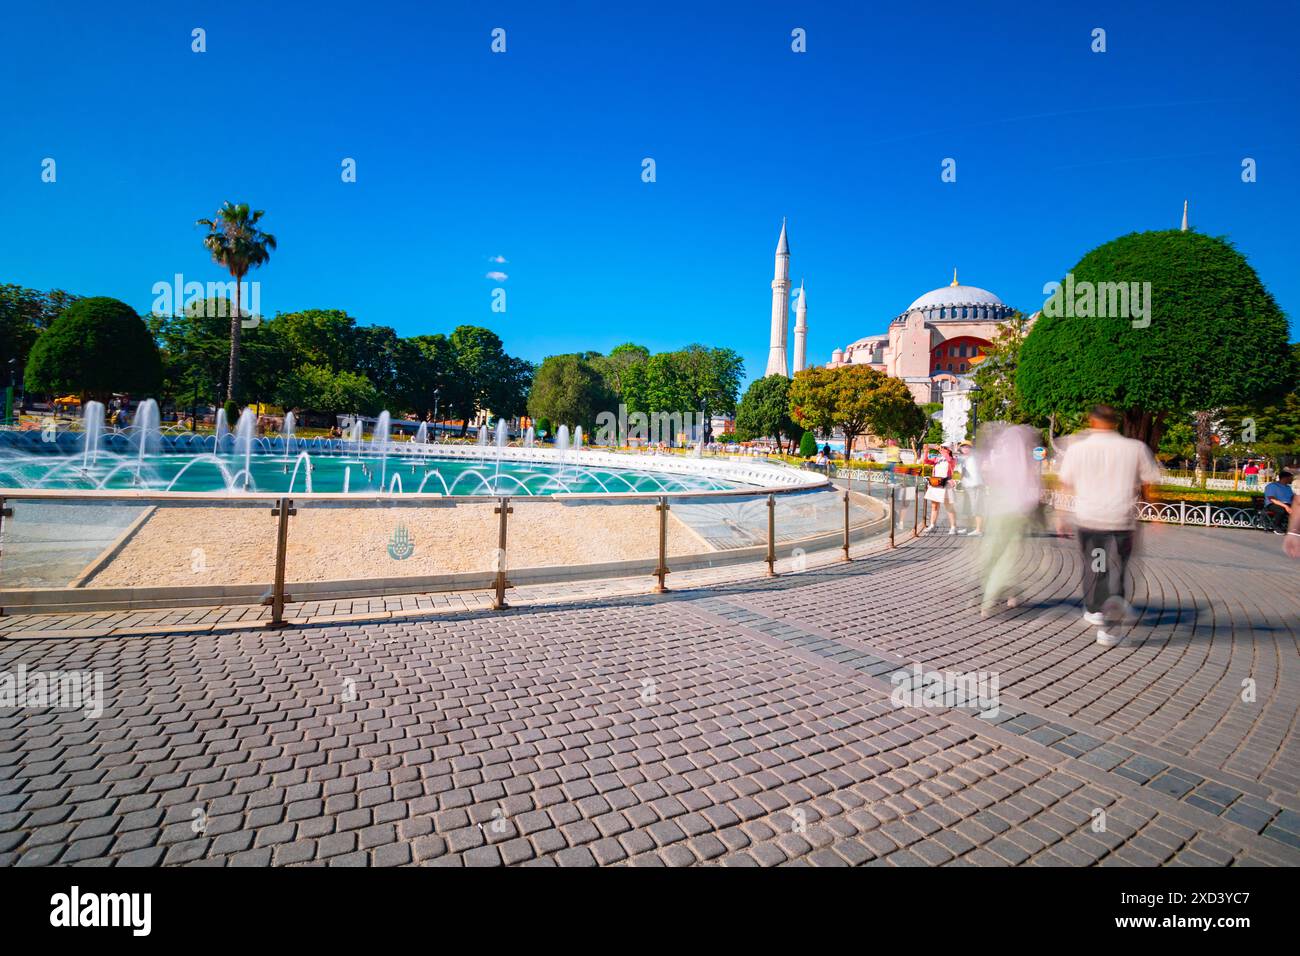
[485,271,508,282]
[488,255,507,264]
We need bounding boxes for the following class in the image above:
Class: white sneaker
[1096,629,1124,648]
[948,527,957,535]
[1082,611,1105,626]
[968,529,983,537]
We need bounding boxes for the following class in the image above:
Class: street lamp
[432,388,441,443]
[967,382,982,440]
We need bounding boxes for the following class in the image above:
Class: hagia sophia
[762,220,1019,406]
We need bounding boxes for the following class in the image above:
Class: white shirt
[1058,429,1161,530]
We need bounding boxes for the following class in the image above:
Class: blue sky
[2,0,1297,387]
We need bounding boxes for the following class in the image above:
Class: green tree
[734,374,803,452]
[24,297,162,401]
[1,285,81,381]
[448,325,530,433]
[196,202,277,402]
[276,364,379,417]
[591,343,650,400]
[970,311,1038,426]
[1018,230,1293,455]
[527,353,614,434]
[404,333,462,420]
[798,430,818,458]
[789,365,924,458]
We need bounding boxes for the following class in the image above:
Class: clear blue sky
[2,0,1296,388]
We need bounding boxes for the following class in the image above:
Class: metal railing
[0,479,901,620]
[1043,490,1271,531]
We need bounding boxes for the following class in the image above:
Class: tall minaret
[765,219,791,377]
[792,280,807,374]
[1180,199,1189,232]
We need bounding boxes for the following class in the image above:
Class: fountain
[131,399,161,483]
[82,400,105,469]
[233,407,256,489]
[373,410,391,489]
[214,407,229,451]
[0,401,752,498]
[415,421,428,445]
[283,411,296,457]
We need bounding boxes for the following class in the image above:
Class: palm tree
[196,202,276,402]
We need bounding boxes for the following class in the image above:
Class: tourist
[1243,460,1260,489]
[1262,470,1294,534]
[924,444,959,534]
[1057,404,1162,647]
[957,440,984,536]
[1284,502,1300,559]
[976,423,1041,615]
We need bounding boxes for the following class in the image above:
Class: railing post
[889,485,897,549]
[0,496,10,617]
[1179,500,1186,526]
[654,496,670,592]
[914,476,921,536]
[766,494,776,576]
[267,497,296,628]
[493,495,512,609]
[842,490,851,561]
[1204,503,1211,527]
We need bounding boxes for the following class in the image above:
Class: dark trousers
[1264,503,1289,532]
[1077,528,1134,615]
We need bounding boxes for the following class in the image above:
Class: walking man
[1057,405,1161,647]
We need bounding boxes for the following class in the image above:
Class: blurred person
[1243,460,1260,489]
[1263,470,1293,533]
[1284,501,1300,559]
[924,444,959,534]
[977,423,1041,615]
[1058,405,1161,647]
[957,440,984,536]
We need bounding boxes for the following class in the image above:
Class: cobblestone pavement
[1,523,1297,867]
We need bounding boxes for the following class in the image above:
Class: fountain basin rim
[0,479,831,504]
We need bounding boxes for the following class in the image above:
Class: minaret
[765,219,791,377]
[1180,200,1189,232]
[792,280,808,373]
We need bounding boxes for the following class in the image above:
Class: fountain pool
[0,441,743,496]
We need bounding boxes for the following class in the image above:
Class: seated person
[1263,470,1294,533]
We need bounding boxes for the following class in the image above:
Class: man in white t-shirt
[1057,405,1162,648]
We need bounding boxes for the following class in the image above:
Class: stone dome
[906,284,1004,312]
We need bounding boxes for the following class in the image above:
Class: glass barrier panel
[0,496,277,601]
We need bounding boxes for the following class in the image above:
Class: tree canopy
[734,374,803,452]
[789,364,923,455]
[24,297,162,401]
[527,353,616,433]
[1018,230,1294,449]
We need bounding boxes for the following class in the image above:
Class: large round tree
[1018,230,1293,452]
[24,296,163,401]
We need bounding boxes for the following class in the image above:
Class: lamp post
[432,388,440,443]
[967,382,982,441]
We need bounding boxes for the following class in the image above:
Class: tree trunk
[1121,408,1166,454]
[227,278,242,402]
[1194,410,1213,488]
